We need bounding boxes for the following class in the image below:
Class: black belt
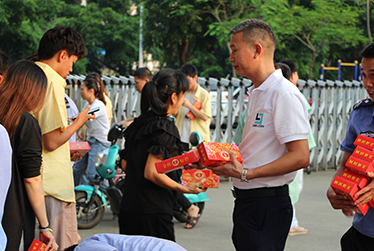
[231,185,289,199]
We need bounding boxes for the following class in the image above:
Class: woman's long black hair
[141,68,189,115]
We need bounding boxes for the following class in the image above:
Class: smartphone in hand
[72,107,100,121]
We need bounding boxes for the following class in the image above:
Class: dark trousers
[119,209,175,242]
[341,226,374,251]
[232,195,292,251]
[176,191,192,211]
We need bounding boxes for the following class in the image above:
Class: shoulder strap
[353,98,374,110]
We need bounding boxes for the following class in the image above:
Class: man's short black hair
[280,59,297,73]
[0,50,10,75]
[230,19,276,54]
[181,64,198,78]
[133,67,152,80]
[38,25,87,60]
[274,62,291,80]
[361,43,374,58]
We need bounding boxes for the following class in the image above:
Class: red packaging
[331,176,369,215]
[197,141,243,166]
[186,101,202,120]
[69,142,91,156]
[356,203,370,215]
[28,239,47,251]
[352,146,374,163]
[370,199,374,208]
[345,155,374,176]
[155,150,200,173]
[182,169,220,188]
[341,169,369,189]
[354,134,374,151]
[331,176,359,201]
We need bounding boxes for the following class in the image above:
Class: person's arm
[24,176,58,250]
[326,151,357,216]
[121,159,127,171]
[144,153,206,194]
[182,99,209,121]
[208,139,310,179]
[118,118,134,128]
[42,105,94,152]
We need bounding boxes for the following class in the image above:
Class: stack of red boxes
[330,134,374,215]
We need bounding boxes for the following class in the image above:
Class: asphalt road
[78,170,353,251]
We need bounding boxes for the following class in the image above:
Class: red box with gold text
[345,155,374,176]
[354,134,374,151]
[186,101,202,120]
[156,150,199,173]
[28,239,47,251]
[341,169,369,189]
[331,176,369,215]
[182,169,219,188]
[352,145,374,163]
[69,142,91,156]
[197,141,243,166]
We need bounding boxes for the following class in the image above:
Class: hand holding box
[28,239,47,251]
[330,176,369,215]
[197,141,243,166]
[69,142,91,156]
[186,101,202,120]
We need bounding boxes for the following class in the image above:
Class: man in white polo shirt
[207,19,310,251]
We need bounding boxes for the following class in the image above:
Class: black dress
[2,112,42,250]
[119,110,182,241]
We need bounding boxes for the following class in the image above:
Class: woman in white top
[73,77,110,192]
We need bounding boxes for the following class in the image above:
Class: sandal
[289,226,308,236]
[184,216,199,229]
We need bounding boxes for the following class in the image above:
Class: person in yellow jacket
[175,64,211,151]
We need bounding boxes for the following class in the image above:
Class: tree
[277,0,367,79]
[141,0,218,68]
[74,2,139,75]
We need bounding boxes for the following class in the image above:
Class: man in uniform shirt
[327,42,374,251]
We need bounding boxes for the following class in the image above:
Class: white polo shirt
[233,69,309,189]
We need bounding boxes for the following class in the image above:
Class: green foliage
[0,0,373,80]
[0,0,137,75]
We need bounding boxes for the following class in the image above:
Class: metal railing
[66,75,367,172]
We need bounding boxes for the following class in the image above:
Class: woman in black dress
[119,68,206,241]
[0,60,58,250]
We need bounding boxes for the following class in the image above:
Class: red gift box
[186,101,202,120]
[345,155,374,176]
[330,176,369,215]
[28,239,47,251]
[352,146,374,163]
[354,134,374,151]
[197,141,243,166]
[341,169,369,189]
[155,150,199,173]
[69,142,91,156]
[331,176,359,201]
[370,199,374,208]
[182,169,220,188]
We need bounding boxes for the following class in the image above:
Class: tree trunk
[368,0,372,43]
[308,50,317,80]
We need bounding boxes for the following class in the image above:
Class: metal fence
[66,75,367,172]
